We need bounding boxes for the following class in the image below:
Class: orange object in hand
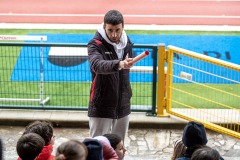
[132,51,149,64]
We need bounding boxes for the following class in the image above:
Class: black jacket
[87,32,134,119]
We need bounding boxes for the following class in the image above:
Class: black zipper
[116,42,133,119]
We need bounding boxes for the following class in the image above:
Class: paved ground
[0,110,240,160]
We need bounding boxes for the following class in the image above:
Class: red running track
[0,0,240,25]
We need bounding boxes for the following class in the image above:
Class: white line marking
[49,47,88,56]
[0,13,240,19]
[0,35,47,41]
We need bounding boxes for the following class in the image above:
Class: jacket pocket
[92,79,108,105]
[122,71,132,98]
[93,91,101,104]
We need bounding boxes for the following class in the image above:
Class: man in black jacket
[87,10,134,141]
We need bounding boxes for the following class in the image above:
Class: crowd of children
[0,121,223,160]
[11,120,126,160]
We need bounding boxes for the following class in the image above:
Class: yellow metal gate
[157,45,240,139]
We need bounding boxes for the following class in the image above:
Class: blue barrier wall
[11,34,240,83]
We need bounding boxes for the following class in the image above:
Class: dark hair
[56,140,88,160]
[104,10,124,26]
[16,133,45,160]
[182,121,208,148]
[23,121,53,145]
[191,146,220,160]
[103,133,121,150]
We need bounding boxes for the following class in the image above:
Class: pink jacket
[99,140,118,160]
[91,135,118,160]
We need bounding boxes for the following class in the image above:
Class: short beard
[104,29,121,44]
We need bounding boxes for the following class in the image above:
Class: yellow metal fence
[158,45,240,139]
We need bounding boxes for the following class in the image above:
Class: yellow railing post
[166,47,174,113]
[157,44,169,117]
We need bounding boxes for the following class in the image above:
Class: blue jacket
[176,157,224,160]
[176,157,190,160]
[176,147,224,160]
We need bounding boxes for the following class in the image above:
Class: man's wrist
[118,61,123,70]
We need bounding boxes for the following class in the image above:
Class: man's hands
[119,58,133,70]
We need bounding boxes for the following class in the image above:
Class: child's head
[56,140,88,160]
[83,139,103,160]
[191,146,220,160]
[103,133,126,159]
[182,121,208,148]
[16,133,45,160]
[24,121,54,146]
[171,140,187,160]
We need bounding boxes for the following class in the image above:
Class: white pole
[40,37,44,105]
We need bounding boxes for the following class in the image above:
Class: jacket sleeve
[88,40,120,74]
[99,140,119,160]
